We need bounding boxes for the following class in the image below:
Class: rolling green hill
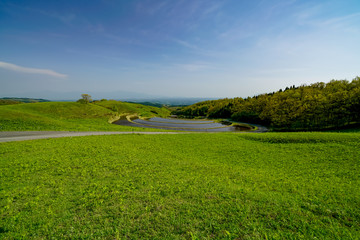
[0,101,170,131]
[93,99,169,118]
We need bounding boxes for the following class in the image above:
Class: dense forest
[173,77,360,130]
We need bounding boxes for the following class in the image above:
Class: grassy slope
[1,132,359,239]
[93,100,169,118]
[0,101,170,131]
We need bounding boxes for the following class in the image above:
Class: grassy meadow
[0,101,170,131]
[1,132,359,239]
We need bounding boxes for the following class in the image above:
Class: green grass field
[1,132,359,239]
[0,101,170,131]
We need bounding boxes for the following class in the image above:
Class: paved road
[0,131,190,143]
[0,123,268,142]
[114,119,268,133]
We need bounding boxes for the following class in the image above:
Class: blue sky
[1,0,360,99]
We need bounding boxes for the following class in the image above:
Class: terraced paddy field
[1,132,359,239]
[114,117,257,132]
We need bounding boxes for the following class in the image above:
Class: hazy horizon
[0,92,217,102]
[1,0,360,99]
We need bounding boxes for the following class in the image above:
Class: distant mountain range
[125,98,216,107]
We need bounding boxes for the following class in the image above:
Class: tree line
[173,77,360,130]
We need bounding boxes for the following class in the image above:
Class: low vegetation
[0,97,50,104]
[0,99,21,106]
[1,132,359,239]
[0,101,170,131]
[174,77,360,131]
[93,99,169,118]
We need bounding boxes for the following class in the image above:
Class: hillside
[174,77,360,131]
[0,101,170,131]
[93,99,169,118]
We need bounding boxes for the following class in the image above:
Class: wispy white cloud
[137,0,169,15]
[174,62,211,72]
[0,61,67,78]
[295,3,360,29]
[5,3,76,25]
[86,23,105,33]
[28,7,76,25]
[172,37,231,59]
[201,1,224,17]
[294,4,323,24]
[218,28,253,41]
[173,38,199,50]
[316,12,360,28]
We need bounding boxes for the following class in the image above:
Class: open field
[0,101,170,131]
[1,132,359,239]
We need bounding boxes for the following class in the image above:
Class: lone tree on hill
[77,94,92,104]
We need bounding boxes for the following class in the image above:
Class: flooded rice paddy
[114,117,254,132]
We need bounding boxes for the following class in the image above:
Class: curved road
[0,131,192,143]
[0,122,268,143]
[114,118,268,133]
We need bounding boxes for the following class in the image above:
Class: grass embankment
[1,132,359,239]
[93,100,169,118]
[0,101,170,131]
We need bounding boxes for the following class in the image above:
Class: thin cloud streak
[0,61,67,78]
[174,62,211,72]
[295,4,360,29]
[316,12,360,28]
